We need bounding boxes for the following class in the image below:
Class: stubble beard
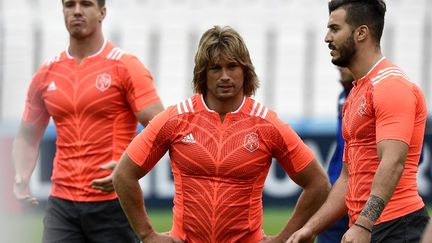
[332,33,356,68]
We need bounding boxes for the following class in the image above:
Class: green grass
[147,207,293,235]
[2,206,431,242]
[0,207,293,242]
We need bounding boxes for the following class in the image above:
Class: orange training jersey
[23,40,161,202]
[342,57,427,225]
[127,94,315,243]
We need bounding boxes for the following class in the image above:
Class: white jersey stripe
[111,49,121,60]
[372,69,406,82]
[377,67,400,74]
[261,108,269,119]
[255,103,264,117]
[187,98,194,112]
[182,101,189,113]
[177,103,183,114]
[113,50,124,60]
[107,48,119,59]
[45,54,61,66]
[250,100,258,116]
[372,73,406,86]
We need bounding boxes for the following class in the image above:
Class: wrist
[14,174,27,185]
[140,229,156,242]
[353,222,372,233]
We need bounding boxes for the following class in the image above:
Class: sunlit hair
[192,26,259,96]
[61,0,106,7]
[328,0,386,45]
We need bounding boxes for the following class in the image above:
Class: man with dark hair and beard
[12,0,164,242]
[287,0,429,243]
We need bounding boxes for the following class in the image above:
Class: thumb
[100,160,117,170]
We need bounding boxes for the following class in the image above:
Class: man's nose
[220,68,230,81]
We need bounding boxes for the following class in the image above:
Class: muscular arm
[135,101,164,127]
[355,139,408,229]
[112,152,156,241]
[287,163,349,243]
[12,121,47,205]
[275,159,331,241]
[421,220,432,243]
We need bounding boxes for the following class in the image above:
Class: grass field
[2,206,431,242]
[0,207,293,243]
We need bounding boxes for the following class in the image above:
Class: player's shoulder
[369,59,411,88]
[104,43,139,64]
[245,97,277,121]
[150,97,198,127]
[173,95,200,116]
[39,51,65,71]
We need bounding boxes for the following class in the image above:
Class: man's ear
[99,6,106,23]
[355,25,369,42]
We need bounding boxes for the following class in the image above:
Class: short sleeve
[270,114,315,176]
[22,70,50,125]
[374,79,416,144]
[126,108,175,172]
[121,56,161,112]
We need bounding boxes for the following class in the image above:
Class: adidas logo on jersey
[182,133,196,144]
[47,81,56,91]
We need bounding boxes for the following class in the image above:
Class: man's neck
[204,94,245,122]
[68,31,105,63]
[348,46,383,80]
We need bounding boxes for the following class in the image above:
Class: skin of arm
[91,101,164,191]
[269,159,331,242]
[12,121,48,206]
[112,153,183,243]
[287,162,349,243]
[344,139,408,240]
[420,220,432,243]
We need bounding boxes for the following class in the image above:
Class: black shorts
[371,207,430,243]
[42,196,139,243]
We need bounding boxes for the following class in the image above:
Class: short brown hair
[61,0,105,7]
[192,26,259,96]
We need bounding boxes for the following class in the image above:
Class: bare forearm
[356,140,407,228]
[357,157,404,227]
[301,176,348,237]
[12,136,39,182]
[421,221,432,243]
[113,174,155,240]
[281,182,330,237]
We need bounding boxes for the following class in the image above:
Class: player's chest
[170,116,273,178]
[342,86,376,141]
[41,66,124,116]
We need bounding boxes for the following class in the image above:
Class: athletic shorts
[42,196,139,243]
[371,206,430,243]
[317,214,349,243]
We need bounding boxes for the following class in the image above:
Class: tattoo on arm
[360,195,385,223]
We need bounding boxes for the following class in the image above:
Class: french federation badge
[244,133,259,152]
[95,73,112,92]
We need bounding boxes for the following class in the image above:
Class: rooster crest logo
[358,96,367,116]
[96,73,112,92]
[244,133,259,152]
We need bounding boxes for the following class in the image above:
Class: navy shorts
[42,196,139,243]
[371,207,430,243]
[317,214,349,243]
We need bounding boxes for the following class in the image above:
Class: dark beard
[332,33,356,67]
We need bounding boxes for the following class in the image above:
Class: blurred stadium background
[0,0,431,242]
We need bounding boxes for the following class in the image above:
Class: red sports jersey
[127,94,315,243]
[342,58,427,225]
[23,40,161,202]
